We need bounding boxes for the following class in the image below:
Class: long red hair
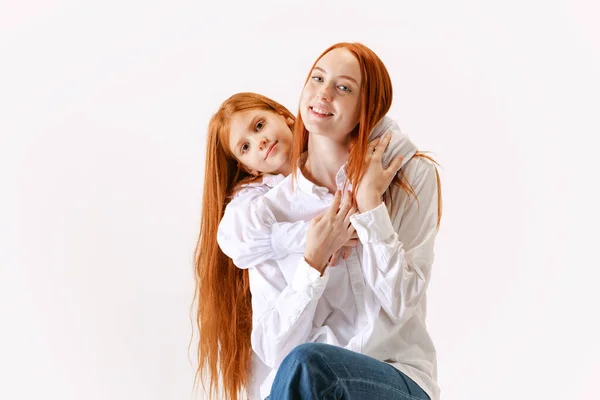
[290,42,442,226]
[193,93,295,399]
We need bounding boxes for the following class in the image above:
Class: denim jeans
[266,343,430,400]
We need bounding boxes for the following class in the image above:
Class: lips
[309,105,334,117]
[265,141,278,159]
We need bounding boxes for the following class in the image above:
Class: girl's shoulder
[233,174,286,200]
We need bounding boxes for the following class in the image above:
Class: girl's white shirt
[217,117,440,400]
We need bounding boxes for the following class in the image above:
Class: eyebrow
[247,114,261,133]
[312,66,360,86]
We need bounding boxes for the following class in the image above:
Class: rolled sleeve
[350,202,395,243]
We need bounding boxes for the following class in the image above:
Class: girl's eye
[241,143,249,153]
[338,85,351,92]
[255,121,265,131]
[311,76,323,83]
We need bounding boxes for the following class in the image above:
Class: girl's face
[299,48,362,142]
[228,109,293,175]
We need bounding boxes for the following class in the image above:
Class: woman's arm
[248,258,330,368]
[352,156,440,325]
[247,191,358,368]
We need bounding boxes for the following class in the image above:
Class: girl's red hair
[193,93,294,399]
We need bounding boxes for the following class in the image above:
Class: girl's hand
[355,132,404,212]
[328,233,359,266]
[304,190,357,274]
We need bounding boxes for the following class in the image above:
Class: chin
[302,119,325,134]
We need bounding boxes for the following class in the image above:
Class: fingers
[311,211,325,226]
[367,136,382,148]
[342,246,351,260]
[347,224,356,237]
[337,191,353,221]
[385,154,404,174]
[343,239,359,247]
[343,205,357,227]
[366,137,382,159]
[325,190,342,218]
[329,249,340,266]
[372,132,391,161]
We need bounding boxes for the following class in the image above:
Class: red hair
[290,42,442,226]
[193,93,295,399]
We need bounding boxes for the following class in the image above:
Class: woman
[217,43,442,400]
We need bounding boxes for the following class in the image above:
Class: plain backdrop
[2,1,599,399]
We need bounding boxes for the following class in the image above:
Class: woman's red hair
[192,93,295,399]
[290,42,442,226]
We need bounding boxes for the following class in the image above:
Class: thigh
[272,343,430,400]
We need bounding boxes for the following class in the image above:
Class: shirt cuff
[291,258,330,299]
[350,202,395,244]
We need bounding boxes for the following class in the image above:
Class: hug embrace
[194,42,442,400]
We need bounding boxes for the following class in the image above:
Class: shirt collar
[261,173,285,188]
[295,152,353,197]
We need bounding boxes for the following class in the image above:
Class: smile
[310,106,334,117]
[265,141,278,159]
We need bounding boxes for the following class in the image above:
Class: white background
[2,1,599,399]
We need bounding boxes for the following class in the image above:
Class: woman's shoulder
[402,153,439,179]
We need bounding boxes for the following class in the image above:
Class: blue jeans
[266,343,430,400]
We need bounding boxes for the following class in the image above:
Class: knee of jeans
[284,343,329,367]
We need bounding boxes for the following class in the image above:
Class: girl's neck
[302,133,349,194]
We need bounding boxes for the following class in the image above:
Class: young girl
[214,43,442,400]
[194,91,416,400]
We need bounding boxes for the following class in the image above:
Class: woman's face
[299,48,362,142]
[227,109,293,175]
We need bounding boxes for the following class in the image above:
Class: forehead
[227,110,255,152]
[229,110,256,135]
[315,48,361,85]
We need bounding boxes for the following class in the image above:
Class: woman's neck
[302,133,349,194]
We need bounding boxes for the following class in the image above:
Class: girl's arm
[217,186,308,269]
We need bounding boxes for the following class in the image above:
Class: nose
[317,82,334,102]
[253,135,268,151]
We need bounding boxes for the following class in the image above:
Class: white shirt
[222,116,417,271]
[218,120,439,400]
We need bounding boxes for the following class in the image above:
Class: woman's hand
[328,233,359,267]
[355,132,404,212]
[304,190,357,274]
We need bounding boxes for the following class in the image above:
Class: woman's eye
[338,85,351,92]
[241,143,249,153]
[255,121,265,131]
[311,76,323,83]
